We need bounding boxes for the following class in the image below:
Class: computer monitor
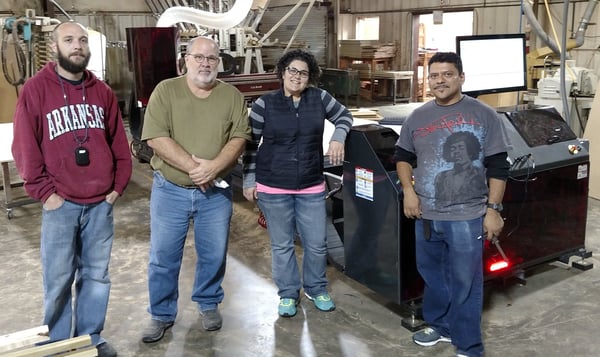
[456,33,527,97]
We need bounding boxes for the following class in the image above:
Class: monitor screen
[456,34,527,97]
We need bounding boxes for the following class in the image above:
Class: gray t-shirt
[397,95,510,220]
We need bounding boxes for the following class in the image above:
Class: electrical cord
[1,27,27,87]
[506,153,536,238]
[509,153,536,182]
[505,186,526,239]
[572,95,586,137]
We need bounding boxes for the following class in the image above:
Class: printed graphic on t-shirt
[409,112,487,212]
[434,131,487,209]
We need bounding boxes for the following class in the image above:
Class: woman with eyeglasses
[242,49,353,317]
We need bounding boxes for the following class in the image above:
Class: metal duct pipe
[560,0,570,119]
[522,0,561,54]
[47,0,73,21]
[156,0,252,29]
[573,0,599,47]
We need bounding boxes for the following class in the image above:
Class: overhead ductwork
[156,0,253,29]
[522,0,598,53]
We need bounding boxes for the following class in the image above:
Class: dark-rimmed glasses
[286,67,309,78]
[187,54,220,65]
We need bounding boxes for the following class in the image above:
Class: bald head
[51,21,91,79]
[52,21,88,43]
[187,36,220,56]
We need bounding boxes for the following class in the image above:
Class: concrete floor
[1,149,600,357]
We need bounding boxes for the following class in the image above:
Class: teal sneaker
[304,292,336,312]
[278,298,298,317]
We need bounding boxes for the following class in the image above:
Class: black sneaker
[96,342,117,357]
[412,327,452,346]
[141,319,174,343]
[200,308,222,331]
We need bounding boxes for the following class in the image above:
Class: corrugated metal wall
[0,0,150,13]
[258,4,328,70]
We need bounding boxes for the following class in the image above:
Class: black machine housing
[327,105,591,316]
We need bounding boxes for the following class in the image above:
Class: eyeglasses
[286,67,309,78]
[187,54,220,65]
[428,71,457,80]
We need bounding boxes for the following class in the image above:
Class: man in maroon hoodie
[11,21,131,357]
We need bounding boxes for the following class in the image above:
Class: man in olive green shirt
[141,36,250,343]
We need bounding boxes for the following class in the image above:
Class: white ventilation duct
[156,0,253,29]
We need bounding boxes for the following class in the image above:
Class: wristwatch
[487,202,503,212]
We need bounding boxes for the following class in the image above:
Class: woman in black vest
[242,49,353,317]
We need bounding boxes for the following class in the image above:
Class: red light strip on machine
[489,260,510,272]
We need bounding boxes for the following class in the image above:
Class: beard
[191,70,218,89]
[57,47,91,74]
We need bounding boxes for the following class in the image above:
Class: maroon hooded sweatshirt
[11,62,132,204]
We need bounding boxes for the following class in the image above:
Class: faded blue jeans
[257,191,329,300]
[147,172,232,322]
[41,199,114,346]
[416,217,484,357]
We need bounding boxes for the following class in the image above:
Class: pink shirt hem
[257,182,326,194]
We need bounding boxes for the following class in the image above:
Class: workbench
[0,123,37,219]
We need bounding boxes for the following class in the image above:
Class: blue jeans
[416,217,484,357]
[41,199,114,346]
[257,191,328,300]
[148,172,232,321]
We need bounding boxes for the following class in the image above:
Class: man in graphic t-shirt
[394,52,510,357]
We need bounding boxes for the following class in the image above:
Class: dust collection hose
[1,20,28,87]
[156,0,252,29]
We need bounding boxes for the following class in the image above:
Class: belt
[170,181,198,189]
[156,171,198,189]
